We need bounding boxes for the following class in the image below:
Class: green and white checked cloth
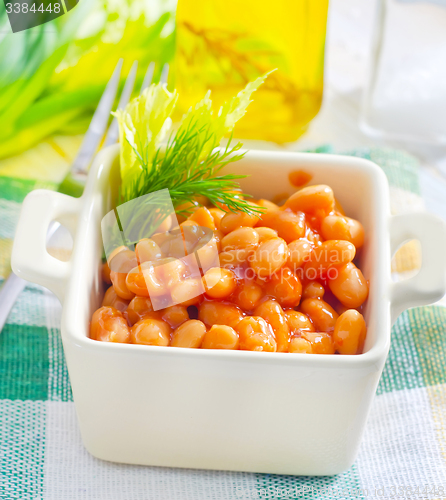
[0,139,445,500]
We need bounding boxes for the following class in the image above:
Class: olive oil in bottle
[175,0,329,143]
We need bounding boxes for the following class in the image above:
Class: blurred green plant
[0,0,175,159]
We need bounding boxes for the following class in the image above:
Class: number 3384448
[5,3,61,14]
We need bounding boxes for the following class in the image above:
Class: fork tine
[70,59,123,174]
[104,61,138,147]
[140,61,155,93]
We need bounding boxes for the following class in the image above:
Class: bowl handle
[11,189,80,303]
[390,212,446,324]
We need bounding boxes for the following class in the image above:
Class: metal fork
[0,61,169,332]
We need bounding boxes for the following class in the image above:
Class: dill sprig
[112,74,271,246]
[119,117,265,217]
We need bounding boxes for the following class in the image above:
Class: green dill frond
[120,121,264,217]
[115,74,272,219]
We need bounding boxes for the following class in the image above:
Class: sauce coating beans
[161,305,189,329]
[171,320,207,348]
[285,184,334,216]
[333,309,367,354]
[259,209,305,243]
[203,268,237,299]
[249,238,288,277]
[236,317,277,352]
[188,206,216,230]
[135,238,162,263]
[302,281,325,300]
[304,240,355,279]
[220,211,260,234]
[321,215,364,249]
[102,262,111,284]
[328,262,368,308]
[254,227,278,243]
[219,247,253,268]
[127,296,154,325]
[111,271,135,301]
[202,325,239,350]
[208,208,225,230]
[91,182,369,354]
[108,248,136,273]
[301,331,335,354]
[232,279,263,311]
[289,337,313,354]
[171,278,203,306]
[102,287,129,313]
[221,227,259,251]
[255,199,280,213]
[263,267,302,308]
[300,298,339,333]
[285,310,315,336]
[109,250,138,300]
[131,318,171,346]
[199,301,244,328]
[91,306,130,343]
[254,300,290,352]
[287,239,313,270]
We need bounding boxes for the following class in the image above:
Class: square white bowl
[12,146,446,475]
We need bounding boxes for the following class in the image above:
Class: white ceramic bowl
[12,146,446,475]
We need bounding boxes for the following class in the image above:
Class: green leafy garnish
[115,73,270,216]
[0,3,174,159]
[112,84,178,201]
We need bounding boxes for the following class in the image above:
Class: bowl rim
[62,145,391,371]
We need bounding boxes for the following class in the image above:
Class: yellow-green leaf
[113,83,178,199]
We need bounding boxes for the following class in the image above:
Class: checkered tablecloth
[0,139,445,499]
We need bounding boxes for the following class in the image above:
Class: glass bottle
[175,0,329,143]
